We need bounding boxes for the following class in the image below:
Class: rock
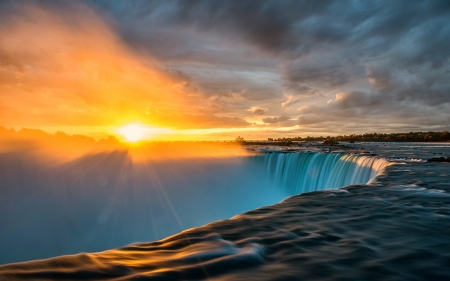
[428,157,450,162]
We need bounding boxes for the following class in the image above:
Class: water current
[1,143,449,280]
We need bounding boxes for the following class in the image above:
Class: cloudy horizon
[1,0,449,140]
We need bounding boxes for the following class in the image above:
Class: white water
[253,152,390,194]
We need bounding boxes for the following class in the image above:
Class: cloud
[86,0,450,132]
[283,62,352,88]
[282,96,302,108]
[0,1,257,131]
[281,84,322,108]
[147,112,251,129]
[282,82,322,96]
[1,0,450,137]
[249,106,268,115]
[0,2,185,127]
[365,64,393,90]
[334,91,384,109]
[262,115,290,124]
[298,115,327,126]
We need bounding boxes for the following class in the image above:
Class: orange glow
[119,124,148,142]
[0,2,297,141]
[0,2,192,135]
[0,126,249,164]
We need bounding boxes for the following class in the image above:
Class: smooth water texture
[0,150,388,265]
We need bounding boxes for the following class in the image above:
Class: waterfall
[0,151,391,264]
[254,152,390,195]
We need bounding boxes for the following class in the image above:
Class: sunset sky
[1,0,449,140]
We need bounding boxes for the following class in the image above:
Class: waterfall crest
[254,152,390,195]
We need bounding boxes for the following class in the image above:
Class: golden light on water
[119,124,148,142]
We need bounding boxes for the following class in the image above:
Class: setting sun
[119,124,147,142]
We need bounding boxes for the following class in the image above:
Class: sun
[119,124,147,142]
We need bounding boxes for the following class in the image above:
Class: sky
[1,0,449,140]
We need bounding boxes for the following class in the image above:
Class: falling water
[253,152,390,195]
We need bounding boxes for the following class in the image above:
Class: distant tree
[269,130,450,143]
[235,136,245,143]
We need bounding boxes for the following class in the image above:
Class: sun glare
[119,124,147,142]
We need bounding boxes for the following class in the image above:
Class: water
[255,152,390,193]
[1,143,450,280]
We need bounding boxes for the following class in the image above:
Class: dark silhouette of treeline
[271,131,450,143]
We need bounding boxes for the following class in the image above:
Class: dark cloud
[85,0,450,113]
[282,82,322,96]
[89,0,448,57]
[284,63,352,88]
[296,89,450,132]
[333,91,385,109]
[164,0,335,54]
[365,65,393,90]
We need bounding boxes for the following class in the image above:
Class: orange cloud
[0,2,193,131]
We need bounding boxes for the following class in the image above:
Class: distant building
[268,138,273,141]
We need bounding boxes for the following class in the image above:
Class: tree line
[272,131,450,143]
